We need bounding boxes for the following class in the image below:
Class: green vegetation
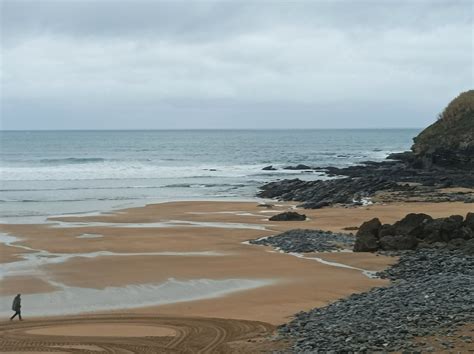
[412,90,474,169]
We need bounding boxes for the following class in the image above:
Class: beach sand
[1,200,472,352]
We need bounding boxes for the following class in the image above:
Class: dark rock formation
[353,213,474,253]
[380,235,418,251]
[258,176,401,208]
[280,249,474,352]
[465,212,474,230]
[248,229,354,252]
[262,165,277,171]
[283,164,312,170]
[353,218,381,252]
[257,91,474,207]
[392,213,432,237]
[411,90,474,170]
[269,211,306,221]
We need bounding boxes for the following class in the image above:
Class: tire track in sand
[0,314,275,353]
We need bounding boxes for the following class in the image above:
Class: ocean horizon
[1,129,419,223]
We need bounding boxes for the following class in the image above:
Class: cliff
[411,90,474,170]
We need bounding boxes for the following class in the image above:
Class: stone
[357,218,382,236]
[280,249,474,352]
[379,235,418,251]
[269,211,307,221]
[379,224,396,237]
[464,212,474,231]
[262,165,277,171]
[283,164,312,170]
[354,218,382,252]
[354,233,379,252]
[248,229,355,253]
[392,213,433,237]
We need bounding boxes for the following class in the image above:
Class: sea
[0,129,419,224]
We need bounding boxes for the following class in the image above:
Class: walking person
[10,294,22,321]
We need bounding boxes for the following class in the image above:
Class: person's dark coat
[12,295,21,312]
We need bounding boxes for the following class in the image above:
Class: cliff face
[411,90,474,170]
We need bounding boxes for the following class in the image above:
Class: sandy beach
[1,200,472,352]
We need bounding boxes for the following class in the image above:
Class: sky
[0,0,472,130]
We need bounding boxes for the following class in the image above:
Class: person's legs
[10,311,18,320]
[18,311,22,320]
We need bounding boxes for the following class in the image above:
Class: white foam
[0,278,274,317]
[77,233,103,239]
[1,162,295,181]
[49,220,269,231]
[287,252,377,278]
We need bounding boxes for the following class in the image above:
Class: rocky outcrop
[248,229,354,252]
[353,218,381,252]
[258,176,402,208]
[269,211,306,221]
[262,165,277,171]
[283,164,312,170]
[353,213,474,253]
[257,91,474,208]
[280,248,474,352]
[411,90,474,170]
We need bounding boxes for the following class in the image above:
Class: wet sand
[1,200,472,351]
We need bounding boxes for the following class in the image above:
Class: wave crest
[40,157,106,165]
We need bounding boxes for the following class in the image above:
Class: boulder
[283,164,312,170]
[424,229,443,243]
[299,201,330,209]
[392,213,433,237]
[462,238,474,255]
[450,226,473,240]
[354,233,379,252]
[448,238,466,250]
[269,212,307,221]
[354,218,382,252]
[262,165,277,171]
[379,235,418,251]
[379,224,396,237]
[464,212,474,231]
[357,218,382,237]
[440,215,464,241]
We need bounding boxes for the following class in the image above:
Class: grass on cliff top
[413,90,474,152]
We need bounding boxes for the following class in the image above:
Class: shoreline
[0,200,406,322]
[1,199,472,351]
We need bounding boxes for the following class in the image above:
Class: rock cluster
[257,159,474,208]
[354,212,474,253]
[280,249,474,352]
[283,164,312,170]
[248,229,354,252]
[258,176,399,208]
[257,92,474,208]
[268,211,306,221]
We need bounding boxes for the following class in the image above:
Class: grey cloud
[0,0,472,129]
[2,0,471,40]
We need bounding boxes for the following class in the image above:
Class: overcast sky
[1,0,472,130]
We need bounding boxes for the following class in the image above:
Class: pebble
[277,248,474,352]
[249,229,354,253]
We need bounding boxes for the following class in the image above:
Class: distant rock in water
[411,90,474,170]
[262,165,277,171]
[283,164,312,170]
[269,211,306,221]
